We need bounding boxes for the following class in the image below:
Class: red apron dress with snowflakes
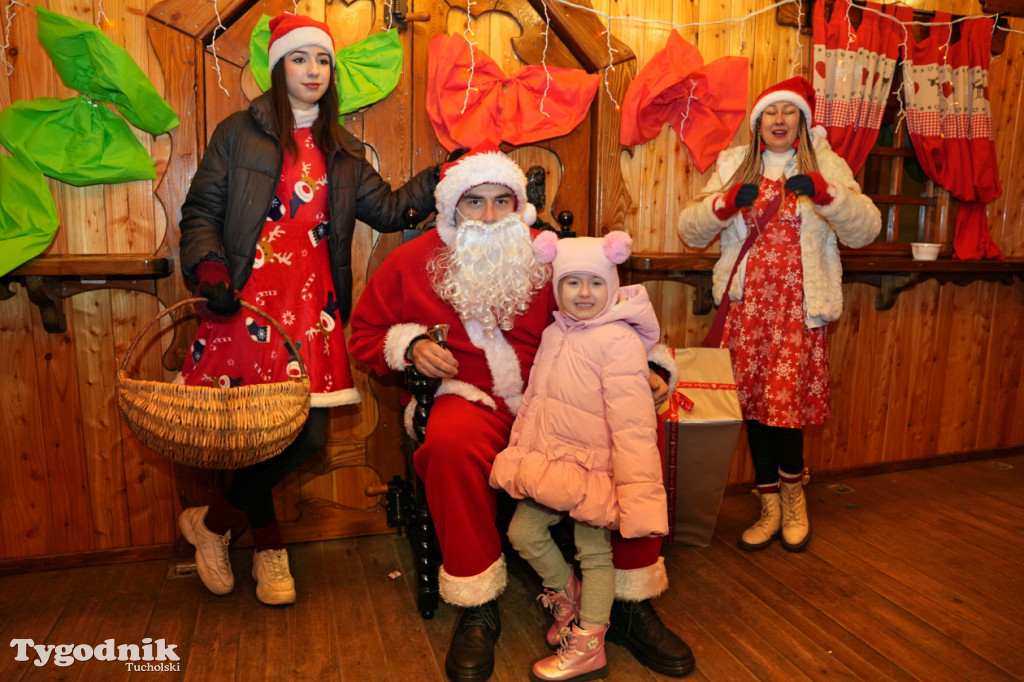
[721,177,830,428]
[180,127,358,408]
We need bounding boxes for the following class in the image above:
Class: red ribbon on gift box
[677,381,736,390]
[663,381,737,420]
[664,390,694,420]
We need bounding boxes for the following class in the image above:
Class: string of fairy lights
[0,0,22,76]
[209,0,230,97]
[452,0,1022,115]
[1,0,1023,107]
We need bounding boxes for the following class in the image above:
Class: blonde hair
[719,113,821,193]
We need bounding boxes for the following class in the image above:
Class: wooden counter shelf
[1,254,175,333]
[626,252,1024,312]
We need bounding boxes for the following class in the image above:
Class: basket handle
[119,297,308,379]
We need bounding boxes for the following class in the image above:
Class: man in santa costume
[349,143,694,681]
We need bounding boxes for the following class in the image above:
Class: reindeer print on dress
[179,127,360,407]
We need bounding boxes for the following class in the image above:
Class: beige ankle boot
[779,468,811,552]
[530,621,609,682]
[739,488,781,551]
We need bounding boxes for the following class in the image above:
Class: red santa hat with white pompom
[433,142,537,246]
[267,13,336,72]
[749,76,815,131]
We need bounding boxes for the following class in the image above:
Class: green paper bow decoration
[0,6,180,274]
[0,154,59,277]
[35,5,178,134]
[0,6,179,186]
[249,15,404,117]
[0,95,157,186]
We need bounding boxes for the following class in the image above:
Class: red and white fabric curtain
[811,0,902,175]
[898,8,1003,260]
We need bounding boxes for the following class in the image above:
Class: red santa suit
[348,145,671,607]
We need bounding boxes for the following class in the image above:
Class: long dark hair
[268,57,351,159]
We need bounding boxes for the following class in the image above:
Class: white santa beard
[431,214,549,334]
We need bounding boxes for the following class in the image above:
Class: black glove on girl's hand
[434,147,470,182]
[734,183,759,208]
[195,260,240,316]
[784,174,815,197]
[199,280,240,316]
[713,182,760,220]
[784,172,834,205]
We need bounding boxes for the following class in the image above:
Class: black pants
[745,419,803,486]
[222,407,328,528]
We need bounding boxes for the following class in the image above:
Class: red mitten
[196,259,231,287]
[713,182,759,221]
[784,171,834,205]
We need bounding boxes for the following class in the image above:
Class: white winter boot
[779,468,811,552]
[738,486,781,551]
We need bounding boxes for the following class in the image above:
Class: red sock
[779,469,804,485]
[756,483,780,494]
[251,523,284,551]
[203,491,244,536]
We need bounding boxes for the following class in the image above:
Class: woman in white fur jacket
[678,77,880,554]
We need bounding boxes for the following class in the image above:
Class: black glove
[434,148,470,182]
[713,182,759,220]
[447,147,469,164]
[735,183,759,209]
[199,280,240,316]
[784,174,815,198]
[784,172,833,204]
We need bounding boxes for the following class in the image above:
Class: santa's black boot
[607,599,695,677]
[445,600,501,681]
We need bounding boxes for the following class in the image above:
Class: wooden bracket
[876,272,919,311]
[1,255,175,332]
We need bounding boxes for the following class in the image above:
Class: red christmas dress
[722,177,830,428]
[180,127,358,407]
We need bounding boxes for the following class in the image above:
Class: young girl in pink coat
[489,230,668,682]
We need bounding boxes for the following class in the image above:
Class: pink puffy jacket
[489,285,669,538]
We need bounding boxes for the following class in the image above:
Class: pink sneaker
[530,620,609,682]
[538,568,582,647]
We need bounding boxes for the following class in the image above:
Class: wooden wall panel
[1,0,1022,565]
[0,293,53,559]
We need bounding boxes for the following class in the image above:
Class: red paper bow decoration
[426,34,600,151]
[620,31,749,172]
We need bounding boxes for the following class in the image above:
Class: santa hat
[268,14,335,73]
[749,76,815,131]
[434,142,537,246]
[534,230,632,314]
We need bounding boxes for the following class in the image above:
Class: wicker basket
[116,298,311,469]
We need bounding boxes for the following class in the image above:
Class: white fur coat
[677,130,881,328]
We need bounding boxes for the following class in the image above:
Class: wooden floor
[3,455,1023,681]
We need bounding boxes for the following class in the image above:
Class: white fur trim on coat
[311,387,361,407]
[646,343,679,393]
[464,318,524,414]
[268,27,335,73]
[403,379,498,438]
[439,555,508,607]
[614,556,669,602]
[384,322,429,372]
[678,131,881,328]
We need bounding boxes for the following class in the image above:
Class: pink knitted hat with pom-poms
[535,231,633,314]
